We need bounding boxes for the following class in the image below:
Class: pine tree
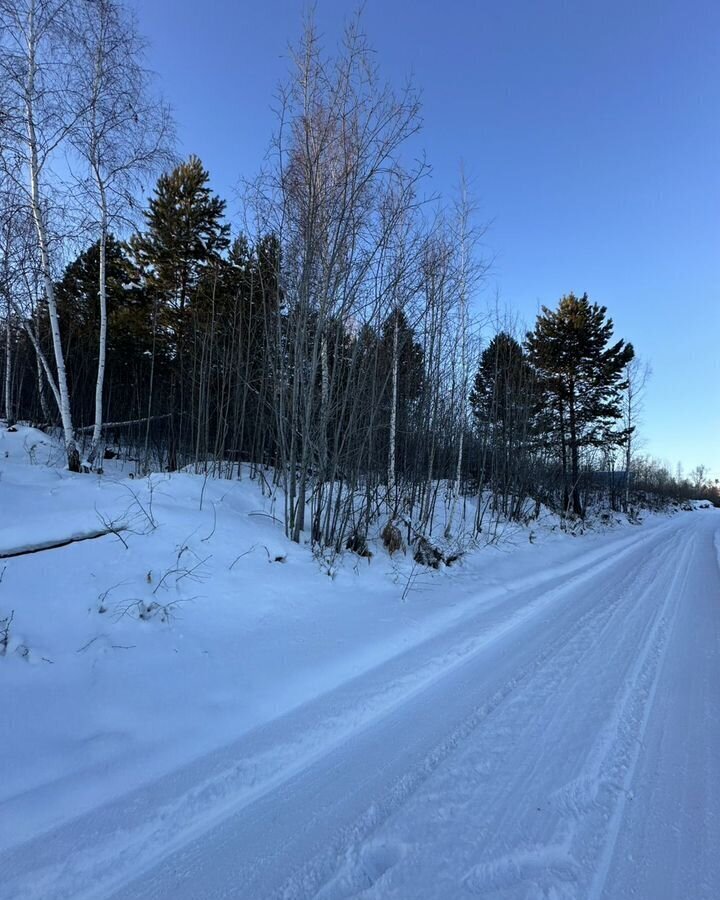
[132,156,229,347]
[223,232,282,469]
[470,332,533,430]
[470,331,537,516]
[131,156,229,462]
[526,293,634,517]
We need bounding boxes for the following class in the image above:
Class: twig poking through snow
[0,609,14,655]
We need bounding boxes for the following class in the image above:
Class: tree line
[1,1,715,553]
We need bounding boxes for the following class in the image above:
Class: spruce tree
[526,293,634,517]
[470,332,534,430]
[131,156,229,462]
[132,155,229,346]
[470,331,537,515]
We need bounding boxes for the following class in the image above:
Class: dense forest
[1,0,716,552]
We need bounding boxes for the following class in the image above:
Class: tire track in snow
[303,527,686,900]
[458,527,696,898]
[0,522,691,900]
[277,529,689,900]
[584,527,696,900]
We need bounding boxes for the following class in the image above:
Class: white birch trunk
[624,364,634,510]
[3,308,12,425]
[387,309,399,514]
[320,330,330,475]
[33,319,51,422]
[445,227,469,538]
[1,225,12,424]
[21,317,62,413]
[446,430,464,538]
[24,1,79,469]
[87,178,108,467]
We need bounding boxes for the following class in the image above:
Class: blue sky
[129,0,719,478]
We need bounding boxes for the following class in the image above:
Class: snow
[1,424,719,899]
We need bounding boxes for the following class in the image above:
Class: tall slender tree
[255,14,425,543]
[471,330,537,518]
[70,0,173,466]
[131,156,229,465]
[0,0,82,468]
[526,292,634,517]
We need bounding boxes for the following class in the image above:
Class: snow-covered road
[3,511,719,899]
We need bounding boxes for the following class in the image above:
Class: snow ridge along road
[3,512,719,899]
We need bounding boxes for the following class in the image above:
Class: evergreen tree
[470,332,534,430]
[132,155,229,350]
[55,236,153,427]
[470,331,537,516]
[221,232,282,467]
[131,156,229,461]
[526,293,634,517]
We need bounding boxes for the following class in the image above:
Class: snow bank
[0,422,702,854]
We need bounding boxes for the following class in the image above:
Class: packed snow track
[3,511,719,899]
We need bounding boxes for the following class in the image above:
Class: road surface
[3,511,719,899]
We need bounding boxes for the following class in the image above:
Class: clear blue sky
[129,0,719,478]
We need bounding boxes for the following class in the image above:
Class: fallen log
[0,526,127,559]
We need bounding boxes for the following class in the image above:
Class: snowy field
[1,426,718,899]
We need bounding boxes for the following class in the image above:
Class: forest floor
[1,424,718,899]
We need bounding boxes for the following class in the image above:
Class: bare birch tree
[0,175,54,424]
[0,185,17,425]
[622,356,651,509]
[445,169,486,538]
[1,220,15,426]
[254,14,426,545]
[0,0,83,468]
[69,0,173,467]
